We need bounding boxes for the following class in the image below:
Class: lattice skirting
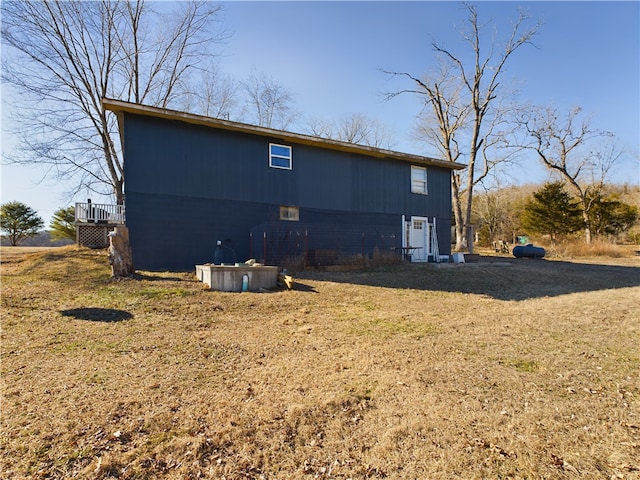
[77,225,111,249]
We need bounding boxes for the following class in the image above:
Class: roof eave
[102,98,467,171]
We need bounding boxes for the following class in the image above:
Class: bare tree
[1,0,227,205]
[472,179,513,245]
[472,180,535,247]
[305,113,394,149]
[304,117,335,139]
[385,4,540,251]
[335,114,393,149]
[517,105,621,244]
[240,69,297,130]
[182,62,239,119]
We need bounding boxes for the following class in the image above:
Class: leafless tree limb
[516,105,621,244]
[383,4,540,251]
[240,68,298,130]
[2,0,227,204]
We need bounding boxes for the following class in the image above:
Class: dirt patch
[1,247,639,479]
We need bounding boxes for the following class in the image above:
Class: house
[103,98,465,271]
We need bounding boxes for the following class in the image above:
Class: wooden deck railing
[75,202,126,224]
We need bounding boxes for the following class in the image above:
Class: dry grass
[537,240,635,259]
[478,241,639,260]
[1,245,639,479]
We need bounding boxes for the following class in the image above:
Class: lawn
[1,246,639,479]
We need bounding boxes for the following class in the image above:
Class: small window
[270,143,292,170]
[280,205,299,221]
[411,166,428,195]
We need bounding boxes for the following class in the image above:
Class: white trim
[410,216,430,262]
[411,165,428,195]
[75,202,125,224]
[431,216,440,262]
[269,143,292,170]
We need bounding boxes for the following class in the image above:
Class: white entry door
[410,217,431,262]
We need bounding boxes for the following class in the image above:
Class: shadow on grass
[131,273,192,282]
[299,258,640,301]
[291,281,318,293]
[60,307,133,322]
[201,281,318,293]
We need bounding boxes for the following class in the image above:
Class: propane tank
[513,244,545,259]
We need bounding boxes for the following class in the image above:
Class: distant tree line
[1,202,76,246]
[472,182,639,247]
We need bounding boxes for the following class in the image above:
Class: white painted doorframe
[410,216,431,262]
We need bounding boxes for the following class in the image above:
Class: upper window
[269,143,292,170]
[411,166,428,195]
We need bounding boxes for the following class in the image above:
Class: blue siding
[123,113,452,270]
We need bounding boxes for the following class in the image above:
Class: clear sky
[1,1,639,225]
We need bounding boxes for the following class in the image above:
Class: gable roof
[102,98,466,171]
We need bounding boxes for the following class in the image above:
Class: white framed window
[411,166,428,194]
[269,143,292,170]
[280,205,299,221]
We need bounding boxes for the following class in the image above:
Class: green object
[1,201,44,246]
[50,206,76,241]
[522,182,584,243]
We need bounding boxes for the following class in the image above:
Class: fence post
[304,229,309,268]
[263,231,267,266]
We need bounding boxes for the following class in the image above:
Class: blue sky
[2,1,639,225]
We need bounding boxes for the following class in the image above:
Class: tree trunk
[108,226,134,277]
[452,175,467,252]
[466,225,475,255]
[115,179,125,206]
[464,172,475,254]
[583,212,592,245]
